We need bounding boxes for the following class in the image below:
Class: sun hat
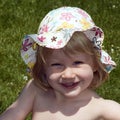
[20,6,116,73]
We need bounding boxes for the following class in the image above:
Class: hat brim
[21,26,116,72]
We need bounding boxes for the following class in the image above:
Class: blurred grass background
[0,0,120,119]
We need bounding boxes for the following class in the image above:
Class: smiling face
[32,31,108,92]
[44,49,95,98]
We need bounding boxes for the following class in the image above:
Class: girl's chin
[60,87,83,99]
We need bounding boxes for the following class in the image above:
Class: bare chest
[32,111,103,120]
[32,103,102,120]
[32,90,103,120]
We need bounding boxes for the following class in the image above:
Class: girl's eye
[51,63,62,67]
[73,61,83,65]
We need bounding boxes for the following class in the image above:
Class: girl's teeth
[66,83,74,85]
[61,82,80,88]
[62,82,74,86]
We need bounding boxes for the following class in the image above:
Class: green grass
[0,0,120,119]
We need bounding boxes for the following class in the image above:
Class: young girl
[0,6,120,120]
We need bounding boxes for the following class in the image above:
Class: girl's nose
[62,67,75,79]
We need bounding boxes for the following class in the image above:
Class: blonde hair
[32,31,108,90]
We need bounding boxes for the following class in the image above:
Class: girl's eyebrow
[48,58,61,63]
[49,58,59,61]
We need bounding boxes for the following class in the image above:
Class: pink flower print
[103,55,114,65]
[91,27,103,37]
[37,36,46,42]
[61,12,74,21]
[39,25,49,34]
[42,25,49,32]
[57,40,63,45]
[22,38,32,51]
[51,36,57,42]
[77,9,89,18]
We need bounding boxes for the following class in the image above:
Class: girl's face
[44,49,95,99]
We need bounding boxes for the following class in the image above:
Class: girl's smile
[60,81,81,89]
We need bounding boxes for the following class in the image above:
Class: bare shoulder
[22,79,37,92]
[20,79,45,96]
[95,98,120,120]
[98,98,120,110]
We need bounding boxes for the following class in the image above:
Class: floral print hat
[21,6,116,73]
